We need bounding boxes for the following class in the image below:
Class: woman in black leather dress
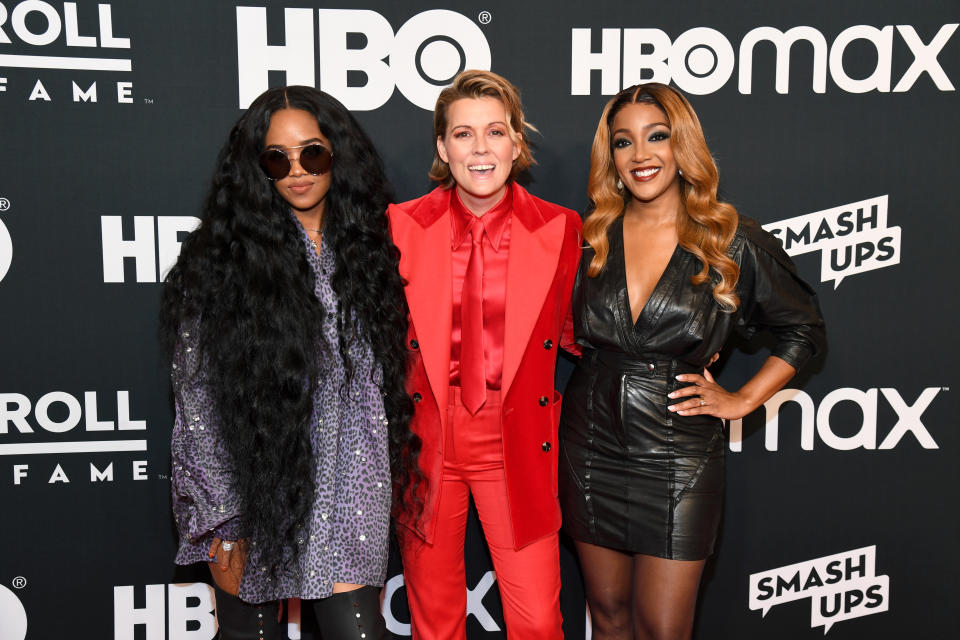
[558,83,826,639]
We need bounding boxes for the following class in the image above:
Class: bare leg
[575,541,634,640]
[631,554,705,640]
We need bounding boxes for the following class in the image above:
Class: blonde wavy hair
[585,83,741,311]
[429,69,537,187]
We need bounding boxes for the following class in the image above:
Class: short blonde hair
[429,69,537,186]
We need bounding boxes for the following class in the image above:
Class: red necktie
[460,217,486,414]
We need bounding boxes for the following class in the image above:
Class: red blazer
[388,183,582,550]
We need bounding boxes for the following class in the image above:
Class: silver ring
[221,541,235,551]
[699,399,706,406]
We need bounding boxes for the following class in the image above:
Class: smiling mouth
[631,167,661,180]
[468,164,496,172]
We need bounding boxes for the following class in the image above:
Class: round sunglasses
[258,143,333,181]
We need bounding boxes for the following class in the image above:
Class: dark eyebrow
[264,137,325,150]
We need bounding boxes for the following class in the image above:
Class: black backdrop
[0,1,957,638]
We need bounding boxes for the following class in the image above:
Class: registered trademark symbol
[12,576,27,589]
[478,10,492,25]
[0,197,10,211]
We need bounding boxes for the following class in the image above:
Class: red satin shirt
[449,187,513,390]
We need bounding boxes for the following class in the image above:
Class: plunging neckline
[617,218,684,329]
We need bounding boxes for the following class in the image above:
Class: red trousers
[399,388,563,639]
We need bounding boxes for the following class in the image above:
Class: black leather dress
[559,215,825,560]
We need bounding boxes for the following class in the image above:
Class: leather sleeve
[735,217,827,371]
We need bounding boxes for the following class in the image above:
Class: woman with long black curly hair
[161,86,420,639]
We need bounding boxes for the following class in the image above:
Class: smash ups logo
[763,195,900,288]
[236,7,491,109]
[750,546,889,634]
[0,1,135,103]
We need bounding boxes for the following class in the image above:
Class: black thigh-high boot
[212,582,282,640]
[311,586,386,640]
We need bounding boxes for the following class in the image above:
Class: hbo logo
[0,216,11,283]
[236,8,491,110]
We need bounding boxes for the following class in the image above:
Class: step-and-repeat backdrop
[1,1,957,638]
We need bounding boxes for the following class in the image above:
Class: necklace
[304,227,322,249]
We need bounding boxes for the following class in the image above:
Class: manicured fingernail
[675,375,684,381]
[667,392,676,398]
[667,405,676,411]
[208,552,215,558]
[678,410,687,415]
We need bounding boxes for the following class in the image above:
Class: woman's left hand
[207,537,248,596]
[667,369,752,420]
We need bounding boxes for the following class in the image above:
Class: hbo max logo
[571,23,957,95]
[236,8,491,110]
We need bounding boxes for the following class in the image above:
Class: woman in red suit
[388,69,582,639]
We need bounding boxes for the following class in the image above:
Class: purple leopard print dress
[170,228,392,603]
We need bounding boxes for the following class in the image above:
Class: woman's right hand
[207,537,247,596]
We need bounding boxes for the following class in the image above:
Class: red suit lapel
[390,183,566,415]
[389,188,453,430]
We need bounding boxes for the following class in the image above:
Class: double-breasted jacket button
[412,392,423,403]
[543,339,553,350]
[541,441,551,452]
[538,396,549,406]
[409,339,419,350]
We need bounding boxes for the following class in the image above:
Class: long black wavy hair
[160,86,421,573]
